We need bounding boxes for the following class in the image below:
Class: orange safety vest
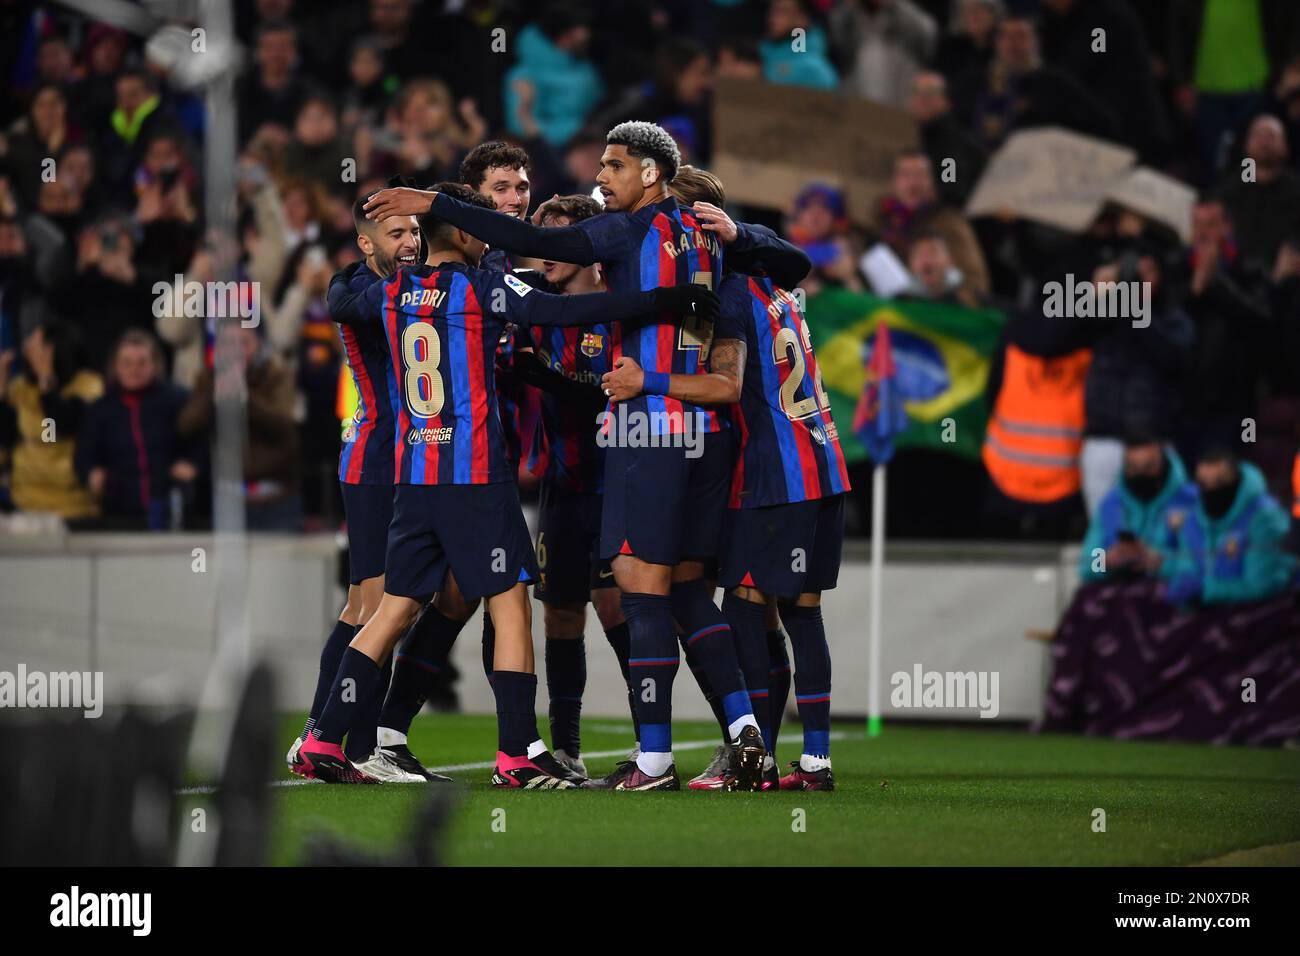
[1291,451,1300,519]
[982,344,1092,504]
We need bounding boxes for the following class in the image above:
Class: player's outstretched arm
[511,281,719,330]
[692,201,812,288]
[731,221,813,289]
[428,192,599,265]
[600,339,745,406]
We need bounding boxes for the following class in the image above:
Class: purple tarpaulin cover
[1038,580,1300,746]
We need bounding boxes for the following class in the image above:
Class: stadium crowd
[0,0,1297,555]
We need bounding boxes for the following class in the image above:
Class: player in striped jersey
[604,166,845,791]
[295,182,717,786]
[363,122,770,791]
[287,192,454,784]
[521,194,631,776]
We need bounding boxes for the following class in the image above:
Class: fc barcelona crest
[580,332,604,357]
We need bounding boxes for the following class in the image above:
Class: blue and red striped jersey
[344,260,663,485]
[528,321,611,492]
[575,196,725,436]
[331,263,397,485]
[716,274,851,508]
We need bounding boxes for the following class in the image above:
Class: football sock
[622,591,678,765]
[378,605,466,738]
[603,621,640,740]
[722,592,772,750]
[779,600,831,758]
[680,639,729,741]
[671,579,755,737]
[314,646,383,747]
[492,669,540,758]
[481,606,495,685]
[344,653,391,762]
[545,636,586,756]
[767,628,792,753]
[302,618,355,740]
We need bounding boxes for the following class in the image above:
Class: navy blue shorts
[341,481,395,585]
[599,429,734,566]
[534,479,615,605]
[719,494,845,598]
[384,482,539,602]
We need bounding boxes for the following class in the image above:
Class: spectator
[1181,448,1296,604]
[970,15,1119,151]
[71,24,131,134]
[1080,250,1193,514]
[596,38,712,162]
[4,84,83,210]
[1171,199,1271,464]
[1077,434,1198,585]
[238,20,308,143]
[377,79,484,183]
[908,70,988,207]
[100,69,169,196]
[830,0,938,110]
[178,324,300,531]
[1167,0,1300,182]
[54,215,155,366]
[903,232,978,307]
[936,0,1001,121]
[504,4,604,148]
[1039,0,1170,162]
[340,37,390,133]
[283,92,347,197]
[0,323,102,519]
[868,150,990,303]
[132,129,200,279]
[1214,115,1300,273]
[761,0,839,91]
[716,37,764,83]
[75,329,193,530]
[272,243,340,518]
[784,183,862,296]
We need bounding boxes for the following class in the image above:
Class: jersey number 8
[401,323,445,418]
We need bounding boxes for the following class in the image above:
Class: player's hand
[692,202,737,244]
[87,467,106,496]
[364,187,437,221]
[602,356,644,401]
[652,284,720,323]
[170,459,198,483]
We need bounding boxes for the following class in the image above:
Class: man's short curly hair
[606,120,681,182]
[459,140,531,190]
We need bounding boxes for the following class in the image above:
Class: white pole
[867,462,885,737]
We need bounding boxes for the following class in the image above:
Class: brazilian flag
[806,289,1005,462]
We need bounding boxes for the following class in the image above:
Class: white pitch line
[177,731,846,796]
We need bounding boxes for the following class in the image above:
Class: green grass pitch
[248,714,1300,866]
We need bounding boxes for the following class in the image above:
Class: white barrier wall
[0,531,1078,723]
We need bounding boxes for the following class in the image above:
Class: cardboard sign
[710,77,918,223]
[1103,166,1196,244]
[964,127,1136,232]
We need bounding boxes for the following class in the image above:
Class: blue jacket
[1172,462,1296,605]
[1079,448,1198,582]
[504,25,604,147]
[760,26,839,90]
